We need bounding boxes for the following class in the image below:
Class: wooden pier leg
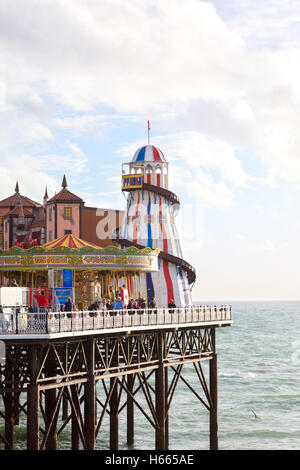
[209,328,218,451]
[165,365,169,450]
[27,345,40,450]
[4,345,14,449]
[45,351,57,450]
[155,331,166,450]
[71,385,80,450]
[110,377,119,450]
[13,368,20,426]
[4,388,14,450]
[127,373,134,447]
[62,395,68,421]
[84,339,95,450]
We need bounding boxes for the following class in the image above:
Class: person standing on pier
[63,297,75,318]
[112,296,124,314]
[168,299,176,314]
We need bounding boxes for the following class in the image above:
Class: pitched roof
[0,193,41,208]
[28,218,45,230]
[47,188,83,204]
[7,206,33,217]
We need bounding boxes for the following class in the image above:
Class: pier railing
[0,305,231,336]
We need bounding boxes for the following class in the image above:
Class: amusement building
[0,139,232,451]
[0,143,195,310]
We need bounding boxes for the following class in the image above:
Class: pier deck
[0,306,231,451]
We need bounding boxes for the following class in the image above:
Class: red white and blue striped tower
[118,130,195,307]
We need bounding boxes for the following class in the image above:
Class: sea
[1,300,300,451]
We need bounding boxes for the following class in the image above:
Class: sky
[1,0,300,300]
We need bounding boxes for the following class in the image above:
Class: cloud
[1,0,300,206]
[257,240,276,251]
[234,233,246,240]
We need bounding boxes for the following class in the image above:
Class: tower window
[64,207,72,219]
[49,208,52,221]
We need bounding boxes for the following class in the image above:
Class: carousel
[0,234,160,311]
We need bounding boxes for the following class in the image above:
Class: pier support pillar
[45,351,57,450]
[209,328,218,451]
[84,339,95,450]
[4,388,14,450]
[27,345,40,450]
[71,385,80,450]
[155,331,166,450]
[165,365,169,450]
[3,345,14,449]
[127,373,134,447]
[62,394,68,421]
[110,340,119,450]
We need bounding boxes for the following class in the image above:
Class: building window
[49,230,52,241]
[64,207,72,219]
[49,207,52,221]
[5,222,8,233]
[64,230,72,235]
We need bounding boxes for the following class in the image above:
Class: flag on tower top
[148,120,150,144]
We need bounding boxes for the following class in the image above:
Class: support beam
[27,345,40,450]
[155,331,166,450]
[84,339,95,450]
[209,328,218,451]
[4,345,14,449]
[110,377,118,450]
[110,340,119,450]
[165,365,169,450]
[127,373,134,447]
[45,351,57,450]
[62,395,68,421]
[4,387,14,450]
[71,385,80,450]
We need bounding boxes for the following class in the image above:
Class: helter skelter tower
[118,130,196,307]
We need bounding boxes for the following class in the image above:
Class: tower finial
[62,175,67,189]
[43,186,49,206]
[148,120,150,145]
[15,181,20,194]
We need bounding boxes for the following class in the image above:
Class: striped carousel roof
[41,234,102,251]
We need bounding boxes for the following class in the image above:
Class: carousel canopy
[0,234,159,272]
[41,234,102,251]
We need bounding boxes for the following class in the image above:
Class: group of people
[32,288,178,317]
[87,295,178,315]
[87,294,157,316]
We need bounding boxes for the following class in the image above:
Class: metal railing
[0,306,232,336]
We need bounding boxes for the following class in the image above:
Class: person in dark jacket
[168,299,176,314]
[88,299,100,317]
[63,297,74,318]
[149,297,157,314]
